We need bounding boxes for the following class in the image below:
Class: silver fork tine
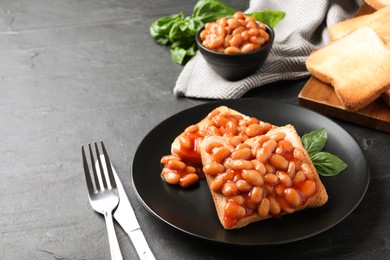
[101,141,116,189]
[95,142,108,189]
[87,143,100,192]
[82,146,95,195]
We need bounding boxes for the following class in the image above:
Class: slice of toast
[328,6,390,44]
[306,27,390,111]
[200,124,328,229]
[364,0,390,10]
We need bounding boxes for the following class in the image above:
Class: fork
[82,141,123,260]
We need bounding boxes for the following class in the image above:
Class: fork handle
[104,211,123,260]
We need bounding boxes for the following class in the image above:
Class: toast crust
[201,125,328,229]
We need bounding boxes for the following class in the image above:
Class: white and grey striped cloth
[174,0,364,99]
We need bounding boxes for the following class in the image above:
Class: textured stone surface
[0,0,389,259]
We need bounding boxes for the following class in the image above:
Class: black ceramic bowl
[196,23,274,81]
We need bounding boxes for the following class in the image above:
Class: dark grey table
[1,0,389,259]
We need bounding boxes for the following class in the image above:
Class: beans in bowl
[199,11,271,54]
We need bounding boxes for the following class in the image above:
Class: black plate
[132,99,370,245]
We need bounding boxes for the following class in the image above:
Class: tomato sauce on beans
[203,134,318,229]
[160,108,272,188]
[199,11,270,54]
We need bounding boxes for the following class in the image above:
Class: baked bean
[224,46,241,54]
[251,160,266,175]
[242,169,264,186]
[230,159,253,171]
[269,154,289,170]
[241,30,249,41]
[233,26,245,35]
[265,162,276,174]
[258,198,270,217]
[207,108,220,119]
[249,186,263,203]
[301,163,314,180]
[262,138,277,151]
[287,161,296,178]
[231,147,252,160]
[228,195,245,205]
[251,135,270,153]
[224,201,246,219]
[264,173,279,185]
[222,182,239,196]
[227,18,241,30]
[280,199,295,214]
[186,166,196,173]
[274,184,285,196]
[248,28,259,36]
[179,173,199,188]
[270,132,286,142]
[200,29,209,41]
[203,162,225,176]
[167,159,186,171]
[205,141,223,154]
[219,171,235,182]
[208,35,224,49]
[241,43,255,53]
[256,146,272,163]
[260,122,272,133]
[245,117,260,125]
[207,125,221,136]
[211,146,231,163]
[276,140,294,155]
[236,143,252,150]
[284,188,301,208]
[263,183,275,195]
[300,180,317,198]
[160,154,181,164]
[185,124,199,133]
[293,171,307,184]
[229,34,244,47]
[179,135,192,150]
[227,136,243,147]
[294,148,305,160]
[210,175,224,191]
[276,171,293,187]
[226,120,238,135]
[245,123,262,137]
[163,171,180,185]
[268,196,281,215]
[233,11,245,19]
[235,179,253,192]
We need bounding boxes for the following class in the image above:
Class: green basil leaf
[302,128,327,156]
[150,12,185,45]
[168,18,203,43]
[192,0,235,23]
[171,41,196,64]
[248,10,285,28]
[311,152,348,177]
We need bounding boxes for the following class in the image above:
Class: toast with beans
[161,106,275,187]
[200,124,328,229]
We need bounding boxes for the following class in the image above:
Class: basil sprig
[302,128,348,177]
[150,0,285,64]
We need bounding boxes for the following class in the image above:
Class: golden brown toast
[200,124,328,229]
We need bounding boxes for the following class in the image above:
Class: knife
[98,156,156,260]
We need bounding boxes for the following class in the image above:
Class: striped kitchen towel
[174,0,364,99]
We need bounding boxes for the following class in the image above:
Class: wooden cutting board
[298,3,390,133]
